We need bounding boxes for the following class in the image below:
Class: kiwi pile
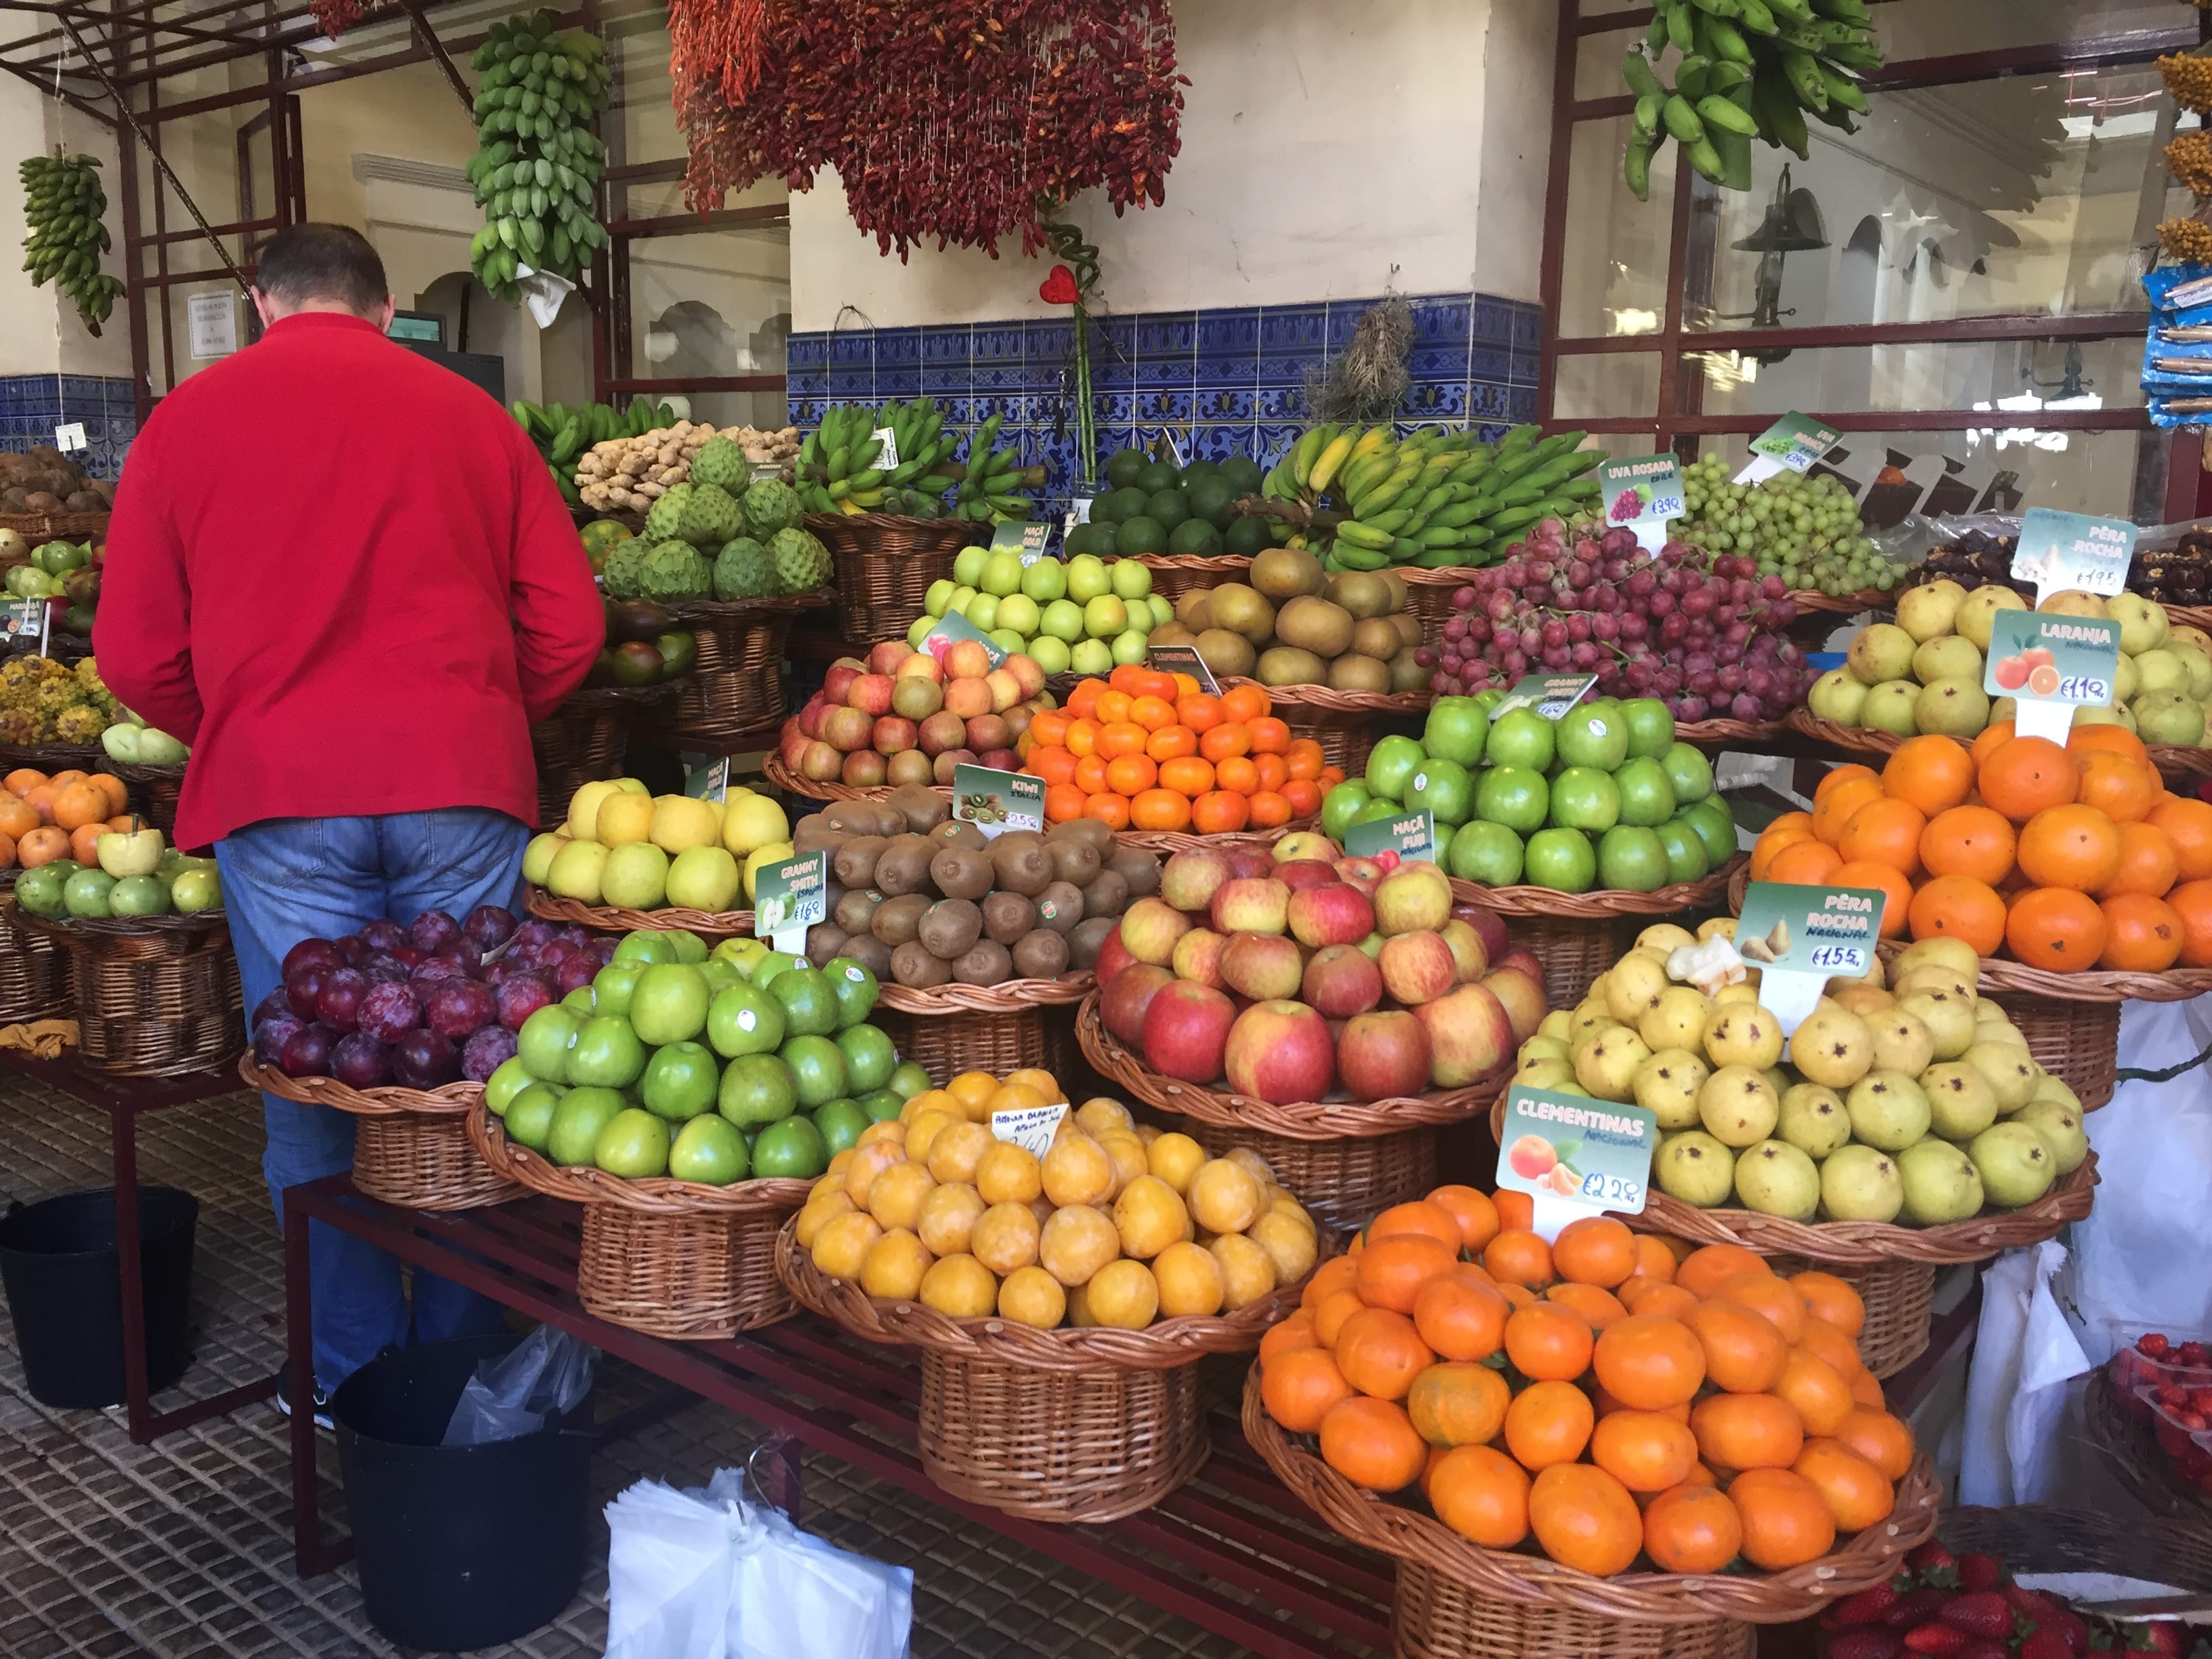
[1062,447,1277,562]
[1149,547,1427,692]
[794,787,1161,989]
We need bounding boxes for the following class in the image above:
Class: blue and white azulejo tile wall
[787,291,1542,524]
[0,375,138,479]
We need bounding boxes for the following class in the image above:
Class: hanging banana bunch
[1620,0,1883,198]
[465,8,611,304]
[21,152,123,336]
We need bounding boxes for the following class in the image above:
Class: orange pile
[1258,1190,1917,1578]
[1749,726,2212,972]
[0,766,133,870]
[1019,665,1346,834]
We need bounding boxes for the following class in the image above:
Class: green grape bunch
[1671,453,1905,596]
[465,9,611,304]
[21,152,123,336]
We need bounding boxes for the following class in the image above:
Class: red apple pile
[1094,836,1549,1105]
[779,639,1057,792]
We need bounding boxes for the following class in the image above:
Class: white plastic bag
[604,1479,740,1659]
[1961,1239,2088,1506]
[443,1326,596,1446]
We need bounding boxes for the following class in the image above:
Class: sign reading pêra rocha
[2010,508,2135,606]
[1733,879,1889,1037]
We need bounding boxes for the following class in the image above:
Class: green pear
[1820,1145,1904,1222]
[1845,1070,1932,1151]
[1955,584,2028,649]
[1861,681,1921,737]
[1777,1082,1852,1160]
[1968,1122,2057,1208]
[1790,1006,1873,1090]
[1912,636,1985,684]
[1918,1061,1999,1141]
[1808,668,1870,726]
[1914,677,1990,739]
[1847,622,1919,686]
[1656,1130,1737,1207]
[1896,579,1968,642]
[1898,1139,1984,1225]
[1962,1041,2039,1113]
[1870,1008,1936,1076]
[1640,985,1715,1053]
[1734,1139,1822,1221]
[2015,1100,2089,1173]
[2026,1072,2081,1116]
[1635,1048,1712,1130]
[1698,1065,1780,1148]
[1575,1027,1653,1103]
[2108,593,2171,655]
[1517,1058,1578,1093]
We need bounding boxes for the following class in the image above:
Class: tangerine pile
[1258,1192,1919,1578]
[0,765,135,869]
[1750,726,2212,972]
[1019,665,1346,834]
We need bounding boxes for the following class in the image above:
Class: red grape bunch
[1416,518,1819,724]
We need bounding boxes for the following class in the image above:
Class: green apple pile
[1149,549,1427,692]
[911,546,1170,676]
[1321,695,1736,894]
[15,824,222,919]
[486,927,934,1185]
[1807,581,2212,746]
[526,777,795,914]
[1671,453,1904,595]
[1515,930,2087,1225]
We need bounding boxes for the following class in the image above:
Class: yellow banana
[1347,425,1390,464]
[1308,432,1359,495]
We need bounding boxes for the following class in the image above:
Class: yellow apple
[649,794,721,853]
[741,840,795,903]
[565,779,623,842]
[721,792,791,857]
[596,790,655,846]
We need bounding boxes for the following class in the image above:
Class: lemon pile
[798,1067,1320,1330]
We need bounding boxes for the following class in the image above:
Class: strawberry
[1830,1586,1904,1628]
[1908,1542,1961,1589]
[1830,1632,1905,1659]
[1956,1643,2011,1659]
[1958,1553,2006,1593]
[2139,1622,2187,1657]
[1940,1593,2014,1640]
[2181,1340,2209,1368]
[2054,1612,2091,1654]
[1905,1622,1971,1655]
[2140,1333,2173,1359]
[2022,1634,2075,1659]
[1889,1589,1954,1629]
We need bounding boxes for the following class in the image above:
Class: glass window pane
[1679,336,2147,416]
[1559,116,1677,340]
[1873,0,2183,61]
[628,226,793,380]
[609,20,682,166]
[1556,352,1660,422]
[1575,26,1645,102]
[1685,65,2179,332]
[654,390,793,432]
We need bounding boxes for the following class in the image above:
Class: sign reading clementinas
[1494,1085,1656,1221]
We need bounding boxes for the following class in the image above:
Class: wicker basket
[529,685,671,832]
[777,1219,1309,1522]
[1942,1500,2212,1591]
[0,740,108,774]
[1455,857,1746,1010]
[0,508,108,546]
[805,512,970,643]
[1787,589,1891,615]
[0,889,68,1024]
[239,1055,520,1211]
[1242,1367,1940,1641]
[874,977,1090,1082]
[1404,566,1483,642]
[1131,551,1252,604]
[468,1103,811,1338]
[17,909,241,1077]
[1785,708,2212,788]
[654,590,830,747]
[525,886,754,939]
[1991,991,2120,1111]
[1769,1256,1936,1379]
[2085,1368,2212,1523]
[92,758,187,838]
[1218,678,1429,776]
[1183,1118,1439,1229]
[1673,717,1788,752]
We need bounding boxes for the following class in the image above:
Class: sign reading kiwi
[1146,643,1218,695]
[1495,1086,1656,1238]
[952,763,1044,838]
[991,1101,1067,1156]
[754,850,830,955]
[1345,807,1436,865]
[1733,880,1889,1038]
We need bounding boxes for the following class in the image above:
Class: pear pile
[1513,924,2089,1227]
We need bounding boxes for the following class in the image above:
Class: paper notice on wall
[187,291,237,359]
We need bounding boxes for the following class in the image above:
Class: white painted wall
[790,0,1557,331]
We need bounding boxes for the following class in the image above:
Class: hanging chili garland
[672,0,1185,260]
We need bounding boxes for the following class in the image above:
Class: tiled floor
[0,1074,1319,1659]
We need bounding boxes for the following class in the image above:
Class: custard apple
[603,539,649,600]
[770,527,832,594]
[742,478,804,539]
[54,703,104,743]
[639,540,712,602]
[713,537,775,601]
[643,483,693,542]
[676,483,743,548]
[689,436,750,494]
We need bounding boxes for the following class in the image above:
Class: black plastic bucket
[0,1186,197,1409]
[333,1333,591,1652]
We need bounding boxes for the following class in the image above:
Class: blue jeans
[218,808,531,1389]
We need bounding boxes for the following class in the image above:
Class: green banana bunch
[1620,0,1880,198]
[951,413,1048,523]
[21,152,122,336]
[465,9,610,304]
[512,395,672,504]
[798,397,975,516]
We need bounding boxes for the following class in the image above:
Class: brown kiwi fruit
[1389,612,1422,649]
[1350,617,1404,661]
[981,890,1037,946]
[889,940,951,988]
[1045,835,1101,887]
[950,939,1014,986]
[1107,847,1161,897]
[840,935,894,981]
[990,833,1053,897]
[832,836,888,888]
[1010,928,1069,980]
[929,846,994,902]
[927,820,988,851]
[1048,818,1115,860]
[805,924,848,967]
[871,834,937,897]
[823,802,879,835]
[1078,867,1129,920]
[916,897,983,960]
[869,893,930,947]
[1033,880,1085,935]
[834,888,882,935]
[1067,916,1117,969]
[884,783,951,832]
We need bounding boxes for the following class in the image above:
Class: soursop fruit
[713,537,775,601]
[770,527,832,594]
[603,539,649,600]
[742,478,804,539]
[689,435,750,494]
[644,483,694,542]
[677,483,743,548]
[639,540,713,602]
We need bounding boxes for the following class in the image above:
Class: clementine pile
[0,766,131,870]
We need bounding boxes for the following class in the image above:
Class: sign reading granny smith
[2010,508,2135,605]
[922,609,1008,670]
[1345,807,1436,864]
[990,519,1051,565]
[754,850,829,956]
[1491,673,1598,722]
[1983,610,2120,744]
[1495,1086,1656,1233]
[1146,644,1218,695]
[952,764,1044,838]
[1736,412,1842,485]
[1599,453,1684,550]
[1734,880,1889,1037]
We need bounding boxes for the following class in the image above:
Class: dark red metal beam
[602,204,790,237]
[1535,0,1581,432]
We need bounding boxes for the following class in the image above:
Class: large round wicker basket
[1784,708,2212,788]
[468,1104,811,1339]
[240,1056,518,1211]
[0,888,68,1024]
[17,908,241,1077]
[777,1218,1311,1523]
[1218,678,1429,776]
[874,976,1090,1083]
[653,590,830,747]
[805,512,970,643]
[1454,857,1746,1010]
[524,887,754,939]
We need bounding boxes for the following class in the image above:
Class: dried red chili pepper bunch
[307,0,373,38]
[673,0,1185,259]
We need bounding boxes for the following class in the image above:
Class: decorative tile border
[0,374,136,479]
[788,291,1542,523]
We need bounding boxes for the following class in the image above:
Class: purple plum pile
[1419,521,1822,724]
[250,908,619,1090]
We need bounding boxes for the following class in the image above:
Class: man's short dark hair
[253,223,388,314]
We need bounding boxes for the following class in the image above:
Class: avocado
[1187,475,1238,529]
[607,598,675,643]
[1146,489,1191,530]
[1115,516,1167,556]
[1095,486,1151,525]
[1224,515,1272,558]
[1219,457,1265,495]
[610,640,665,686]
[1105,448,1149,489]
[1167,518,1222,556]
[1136,461,1182,494]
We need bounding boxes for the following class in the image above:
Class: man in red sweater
[96,224,603,1414]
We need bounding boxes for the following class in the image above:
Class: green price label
[989,520,1050,564]
[1146,644,1218,695]
[952,764,1044,838]
[1738,412,1841,483]
[1495,1087,1656,1215]
[681,756,729,803]
[1984,611,2118,743]
[2010,508,2136,602]
[1599,453,1684,541]
[753,850,829,953]
[1345,807,1435,863]
[923,609,1008,669]
[1733,882,1887,979]
[1491,673,1598,722]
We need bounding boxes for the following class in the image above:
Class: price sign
[0,598,50,652]
[989,520,1051,565]
[1069,495,1093,525]
[1494,1086,1657,1241]
[1345,807,1436,865]
[991,1102,1067,1156]
[870,424,899,470]
[52,423,85,454]
[2010,508,2137,605]
[750,462,787,484]
[921,609,1008,669]
[1598,454,1684,553]
[1146,644,1218,695]
[952,763,1044,838]
[1983,610,2121,745]
[1732,879,1889,1036]
[752,850,830,956]
[1736,413,1842,485]
[681,756,730,803]
[1491,673,1599,722]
